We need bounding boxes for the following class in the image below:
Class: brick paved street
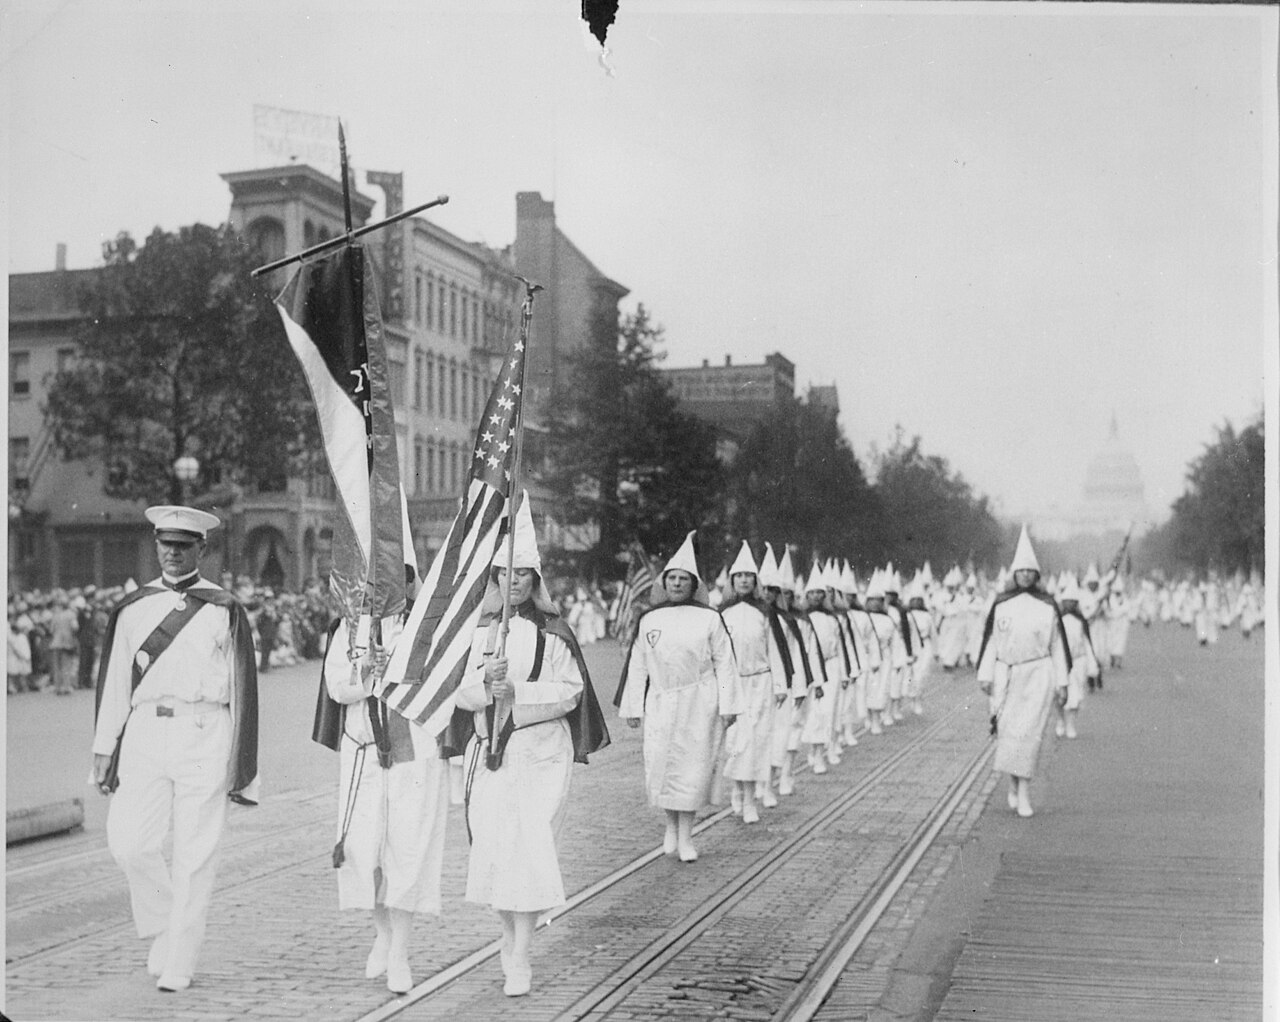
[4,624,1266,1022]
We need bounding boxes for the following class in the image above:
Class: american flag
[611,540,655,642]
[374,318,529,734]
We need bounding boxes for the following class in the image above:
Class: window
[426,445,436,494]
[388,359,407,411]
[437,357,446,414]
[460,368,468,422]
[304,220,317,248]
[473,371,482,414]
[247,217,286,262]
[450,287,457,337]
[415,275,424,326]
[9,437,30,488]
[450,448,459,492]
[414,438,425,496]
[10,351,30,397]
[460,295,467,340]
[426,355,435,413]
[437,282,446,333]
[58,537,96,589]
[413,350,424,410]
[449,363,457,419]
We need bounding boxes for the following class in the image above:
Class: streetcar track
[353,693,976,1022]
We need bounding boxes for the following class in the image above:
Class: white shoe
[1017,801,1034,818]
[1007,787,1019,810]
[742,803,760,824]
[1066,723,1078,739]
[812,756,828,775]
[870,719,882,735]
[760,787,778,809]
[663,827,678,855]
[827,747,841,766]
[157,974,191,993]
[386,954,413,995]
[731,787,743,815]
[1055,720,1066,738]
[881,713,893,727]
[912,700,923,715]
[365,935,390,979]
[678,841,698,863]
[893,709,905,721]
[843,728,858,746]
[503,962,532,997]
[778,775,794,796]
[146,933,169,977]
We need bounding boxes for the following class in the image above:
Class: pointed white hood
[729,540,759,578]
[663,530,701,582]
[1010,524,1040,574]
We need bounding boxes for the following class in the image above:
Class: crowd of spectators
[7,575,627,696]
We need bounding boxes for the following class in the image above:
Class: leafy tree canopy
[45,223,318,504]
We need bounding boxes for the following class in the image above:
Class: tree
[1156,416,1265,577]
[872,428,1004,573]
[45,224,319,504]
[542,304,726,577]
[725,398,881,569]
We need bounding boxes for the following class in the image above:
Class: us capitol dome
[1072,414,1151,535]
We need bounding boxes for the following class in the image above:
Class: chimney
[724,354,732,367]
[702,358,709,368]
[56,243,67,271]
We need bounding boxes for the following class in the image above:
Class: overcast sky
[5,0,1276,523]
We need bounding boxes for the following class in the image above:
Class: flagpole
[490,277,544,760]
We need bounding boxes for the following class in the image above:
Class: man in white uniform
[92,506,259,992]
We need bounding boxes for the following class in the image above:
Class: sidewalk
[912,623,1267,1022]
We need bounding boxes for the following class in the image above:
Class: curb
[7,798,85,845]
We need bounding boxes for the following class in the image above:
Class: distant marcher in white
[1054,573,1100,739]
[976,526,1069,819]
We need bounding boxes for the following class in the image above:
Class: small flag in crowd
[375,327,529,734]
[612,540,655,642]
[275,245,407,635]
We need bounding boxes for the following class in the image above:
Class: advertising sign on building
[252,105,342,178]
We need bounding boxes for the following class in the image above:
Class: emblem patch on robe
[646,630,661,647]
[997,616,1011,632]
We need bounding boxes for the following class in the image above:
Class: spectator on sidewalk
[48,591,79,696]
[8,610,33,694]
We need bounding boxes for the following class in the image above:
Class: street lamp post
[173,455,200,505]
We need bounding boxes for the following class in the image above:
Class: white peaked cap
[822,558,838,589]
[1083,563,1100,584]
[1009,524,1040,573]
[805,559,825,592]
[996,567,1009,589]
[494,490,541,572]
[758,543,780,588]
[778,547,797,591]
[865,569,886,599]
[729,540,759,577]
[146,504,221,540]
[123,577,138,594]
[922,562,934,585]
[965,572,977,589]
[1112,577,1125,593]
[840,560,858,593]
[714,565,729,588]
[944,566,962,587]
[664,530,701,580]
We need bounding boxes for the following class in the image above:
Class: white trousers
[107,705,231,980]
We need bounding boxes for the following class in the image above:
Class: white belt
[142,698,228,717]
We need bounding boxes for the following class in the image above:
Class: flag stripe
[276,305,373,562]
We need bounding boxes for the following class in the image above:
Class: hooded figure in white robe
[976,526,1070,818]
[617,530,741,862]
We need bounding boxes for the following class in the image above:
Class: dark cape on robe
[441,603,611,764]
[94,581,259,804]
[975,586,1074,675]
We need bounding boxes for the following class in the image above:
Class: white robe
[457,614,584,912]
[800,610,847,746]
[906,608,934,697]
[720,600,788,783]
[619,602,741,811]
[772,612,819,763]
[864,611,906,712]
[936,593,969,667]
[325,625,450,917]
[977,591,1068,778]
[1061,614,1099,711]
